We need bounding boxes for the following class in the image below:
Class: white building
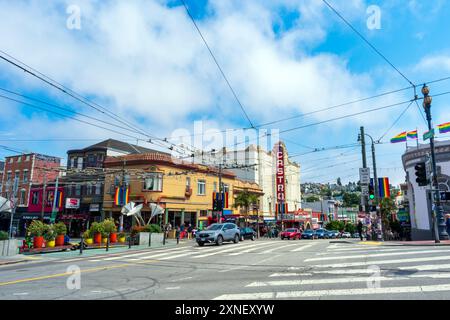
[195,142,301,218]
[402,140,450,240]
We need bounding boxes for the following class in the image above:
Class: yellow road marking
[0,259,158,287]
[359,241,382,246]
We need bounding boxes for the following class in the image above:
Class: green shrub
[102,218,117,235]
[90,222,104,235]
[0,231,8,240]
[148,224,161,233]
[43,224,55,241]
[53,222,67,235]
[83,230,92,239]
[28,220,46,237]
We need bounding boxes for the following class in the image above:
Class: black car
[301,229,316,239]
[239,227,257,241]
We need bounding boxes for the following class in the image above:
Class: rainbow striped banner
[390,132,407,143]
[438,122,450,134]
[56,190,63,208]
[407,130,418,140]
[378,177,390,198]
[114,186,129,206]
[212,192,229,209]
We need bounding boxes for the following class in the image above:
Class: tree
[344,222,356,234]
[342,192,360,207]
[325,220,345,231]
[234,191,259,227]
[380,197,397,238]
[305,195,320,202]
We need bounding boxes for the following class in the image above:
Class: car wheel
[216,235,223,246]
[233,234,239,244]
[198,242,204,247]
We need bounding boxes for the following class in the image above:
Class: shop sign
[89,204,100,212]
[66,198,80,209]
[275,143,286,203]
[282,214,295,221]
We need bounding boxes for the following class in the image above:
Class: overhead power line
[378,100,414,142]
[180,0,255,129]
[321,0,415,87]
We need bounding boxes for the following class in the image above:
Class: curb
[0,259,29,266]
[329,240,450,247]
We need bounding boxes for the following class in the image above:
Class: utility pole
[50,175,59,224]
[218,163,223,224]
[8,178,19,239]
[365,133,382,240]
[40,172,47,222]
[421,84,449,242]
[360,127,369,218]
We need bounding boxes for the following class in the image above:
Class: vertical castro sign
[275,142,286,219]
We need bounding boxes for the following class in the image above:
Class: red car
[280,228,302,240]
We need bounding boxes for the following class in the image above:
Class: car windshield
[207,224,223,231]
[304,230,313,233]
[286,229,296,232]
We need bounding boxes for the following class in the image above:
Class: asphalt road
[2,238,450,300]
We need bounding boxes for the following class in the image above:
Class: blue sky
[0,0,450,185]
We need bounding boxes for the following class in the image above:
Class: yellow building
[102,153,263,230]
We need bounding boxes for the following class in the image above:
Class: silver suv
[196,223,240,246]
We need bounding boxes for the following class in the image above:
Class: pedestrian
[187,224,193,240]
[357,221,363,241]
[175,227,181,245]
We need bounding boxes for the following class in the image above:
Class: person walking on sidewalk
[175,227,181,245]
[357,221,363,241]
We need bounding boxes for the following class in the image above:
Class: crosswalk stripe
[290,244,315,252]
[194,242,269,258]
[159,252,199,260]
[399,263,450,271]
[258,243,299,254]
[269,273,312,277]
[214,283,450,300]
[305,249,450,262]
[312,255,450,268]
[246,276,411,287]
[228,242,282,256]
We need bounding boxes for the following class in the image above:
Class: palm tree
[234,191,259,227]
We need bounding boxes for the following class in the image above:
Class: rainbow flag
[407,130,418,140]
[56,190,63,208]
[114,186,129,206]
[212,192,229,209]
[390,132,407,143]
[378,177,390,198]
[438,122,450,134]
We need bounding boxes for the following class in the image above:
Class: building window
[213,182,217,192]
[223,183,229,193]
[70,157,76,168]
[25,155,30,162]
[197,180,206,195]
[19,189,26,205]
[186,177,191,187]
[200,210,208,217]
[23,170,29,183]
[31,191,39,205]
[77,157,83,170]
[95,182,101,195]
[75,185,81,196]
[17,156,21,163]
[144,173,163,191]
[86,183,92,195]
[9,158,13,164]
[14,171,20,182]
[6,171,11,182]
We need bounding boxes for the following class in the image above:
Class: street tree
[234,191,259,227]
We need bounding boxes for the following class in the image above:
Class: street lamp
[421,84,449,242]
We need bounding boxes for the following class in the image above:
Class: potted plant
[118,232,126,243]
[43,224,56,248]
[28,220,45,248]
[90,222,104,244]
[53,222,67,246]
[83,230,93,244]
[102,218,117,243]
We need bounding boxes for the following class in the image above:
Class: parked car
[341,232,351,238]
[352,232,360,238]
[301,229,316,239]
[315,229,329,239]
[196,223,240,246]
[240,227,257,241]
[327,230,339,239]
[280,228,302,240]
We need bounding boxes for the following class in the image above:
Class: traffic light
[213,198,223,211]
[368,181,375,200]
[415,162,428,186]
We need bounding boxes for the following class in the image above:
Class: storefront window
[144,173,163,191]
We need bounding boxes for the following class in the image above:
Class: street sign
[361,185,369,196]
[359,168,370,185]
[423,129,434,141]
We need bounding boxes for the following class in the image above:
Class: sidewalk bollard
[106,235,109,252]
[148,232,152,247]
[79,236,83,255]
[128,234,132,249]
[163,231,166,246]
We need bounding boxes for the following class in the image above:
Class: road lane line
[269,273,312,277]
[305,249,450,262]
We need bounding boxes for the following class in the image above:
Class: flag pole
[416,127,419,149]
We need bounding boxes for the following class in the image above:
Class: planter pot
[46,240,55,248]
[110,233,117,243]
[33,236,44,249]
[118,237,126,243]
[102,238,108,244]
[55,235,65,246]
[94,233,102,244]
[86,238,93,244]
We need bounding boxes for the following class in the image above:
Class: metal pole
[106,233,109,251]
[360,127,369,220]
[366,134,383,241]
[51,176,59,224]
[79,232,83,255]
[8,178,19,239]
[422,85,448,241]
[218,163,223,224]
